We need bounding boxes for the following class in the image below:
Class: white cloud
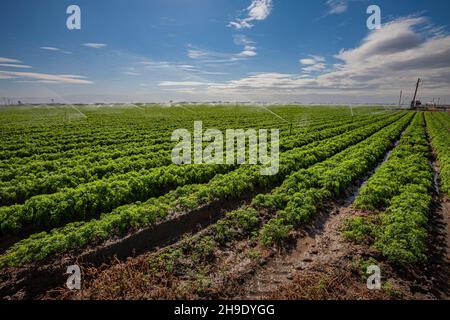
[40,47,60,51]
[313,17,450,93]
[187,46,240,62]
[299,56,325,65]
[159,81,210,87]
[326,0,348,15]
[302,63,326,73]
[40,47,72,54]
[234,35,258,57]
[83,43,107,49]
[123,71,140,76]
[140,60,201,71]
[310,55,325,62]
[177,65,197,70]
[299,59,316,65]
[0,64,32,69]
[210,73,313,89]
[188,49,209,59]
[208,16,450,100]
[0,71,93,84]
[229,0,273,29]
[188,37,258,62]
[233,35,255,46]
[134,59,228,87]
[238,49,257,57]
[0,73,15,80]
[335,17,426,64]
[0,57,21,63]
[299,55,327,73]
[247,0,272,20]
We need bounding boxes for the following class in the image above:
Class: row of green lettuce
[425,112,450,196]
[344,112,433,265]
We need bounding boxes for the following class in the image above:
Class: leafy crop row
[425,112,450,196]
[344,113,433,265]
[0,163,233,236]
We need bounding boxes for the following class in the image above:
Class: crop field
[0,105,449,300]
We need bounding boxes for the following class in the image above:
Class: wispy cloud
[83,43,107,49]
[234,35,257,57]
[238,50,257,57]
[140,60,203,72]
[158,81,212,87]
[326,0,349,15]
[40,47,60,51]
[40,47,72,54]
[302,63,327,73]
[187,37,257,63]
[122,71,140,76]
[299,59,316,65]
[0,63,32,69]
[208,73,315,92]
[233,34,255,46]
[0,73,15,80]
[187,46,238,63]
[299,55,326,73]
[187,49,209,59]
[229,0,273,29]
[0,71,93,84]
[136,59,227,79]
[0,57,21,63]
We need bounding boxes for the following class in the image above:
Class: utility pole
[398,90,403,107]
[410,78,420,109]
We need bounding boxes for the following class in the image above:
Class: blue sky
[1,0,450,104]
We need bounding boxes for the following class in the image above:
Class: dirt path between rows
[233,203,376,299]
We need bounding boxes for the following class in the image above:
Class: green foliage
[212,220,235,245]
[227,208,260,232]
[259,218,293,246]
[148,248,184,273]
[259,113,413,247]
[357,257,379,281]
[0,108,406,267]
[374,188,429,265]
[348,113,434,265]
[191,236,216,263]
[343,216,376,243]
[425,112,450,196]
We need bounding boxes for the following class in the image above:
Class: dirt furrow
[238,206,352,299]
